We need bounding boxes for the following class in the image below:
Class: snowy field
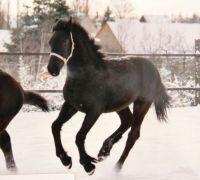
[0,107,200,180]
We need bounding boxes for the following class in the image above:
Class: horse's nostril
[52,72,58,76]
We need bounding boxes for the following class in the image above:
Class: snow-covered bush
[19,63,66,111]
[159,67,196,107]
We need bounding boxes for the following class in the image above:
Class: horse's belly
[104,97,134,113]
[105,103,132,113]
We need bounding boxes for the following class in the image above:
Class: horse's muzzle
[47,57,63,76]
[47,64,60,76]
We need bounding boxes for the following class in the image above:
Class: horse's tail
[24,91,49,112]
[154,82,170,122]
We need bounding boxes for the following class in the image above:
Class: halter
[49,32,75,64]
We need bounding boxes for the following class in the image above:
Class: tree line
[172,13,200,23]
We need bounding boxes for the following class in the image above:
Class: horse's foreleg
[0,130,17,171]
[75,111,100,175]
[52,101,77,169]
[98,107,132,161]
[115,100,151,171]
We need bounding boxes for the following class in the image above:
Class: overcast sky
[3,0,200,18]
[84,0,200,17]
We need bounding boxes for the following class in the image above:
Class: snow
[0,174,74,180]
[106,20,200,53]
[0,107,200,180]
[0,30,11,51]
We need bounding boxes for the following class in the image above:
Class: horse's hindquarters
[0,73,24,118]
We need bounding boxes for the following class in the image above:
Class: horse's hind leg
[116,100,151,171]
[52,101,77,169]
[98,107,132,161]
[0,130,16,170]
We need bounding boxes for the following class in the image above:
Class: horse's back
[106,56,158,75]
[104,57,162,103]
[105,57,160,87]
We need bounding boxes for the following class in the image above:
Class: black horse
[0,69,49,170]
[47,19,170,175]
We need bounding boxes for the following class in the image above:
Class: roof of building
[97,19,200,53]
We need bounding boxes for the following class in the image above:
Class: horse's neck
[70,36,103,68]
[0,69,6,75]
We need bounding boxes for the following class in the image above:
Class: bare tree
[111,0,134,18]
[7,0,10,27]
[72,0,89,16]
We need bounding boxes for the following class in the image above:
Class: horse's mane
[53,19,104,60]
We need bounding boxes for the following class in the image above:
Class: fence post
[194,55,200,105]
[195,39,200,105]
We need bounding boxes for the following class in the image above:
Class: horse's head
[47,18,74,76]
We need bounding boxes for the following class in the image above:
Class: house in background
[95,20,125,53]
[95,18,200,54]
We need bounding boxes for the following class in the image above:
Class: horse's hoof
[59,153,72,169]
[88,168,95,175]
[98,155,107,162]
[114,162,122,173]
[66,161,72,169]
[84,163,96,176]
[7,161,17,171]
[7,164,17,172]
[98,148,110,161]
[62,158,72,169]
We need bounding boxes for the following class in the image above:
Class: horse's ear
[52,18,62,31]
[68,16,74,31]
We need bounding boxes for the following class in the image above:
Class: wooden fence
[1,52,200,99]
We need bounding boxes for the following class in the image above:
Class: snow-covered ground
[0,107,200,180]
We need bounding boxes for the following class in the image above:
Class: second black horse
[0,69,49,170]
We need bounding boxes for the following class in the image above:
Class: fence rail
[1,52,200,102]
[30,87,200,93]
[0,52,200,57]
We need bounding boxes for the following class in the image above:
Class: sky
[85,0,200,17]
[2,0,200,18]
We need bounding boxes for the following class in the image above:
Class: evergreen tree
[102,6,114,24]
[49,0,71,19]
[5,0,73,81]
[6,0,72,52]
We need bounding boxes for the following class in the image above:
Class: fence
[1,52,200,105]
